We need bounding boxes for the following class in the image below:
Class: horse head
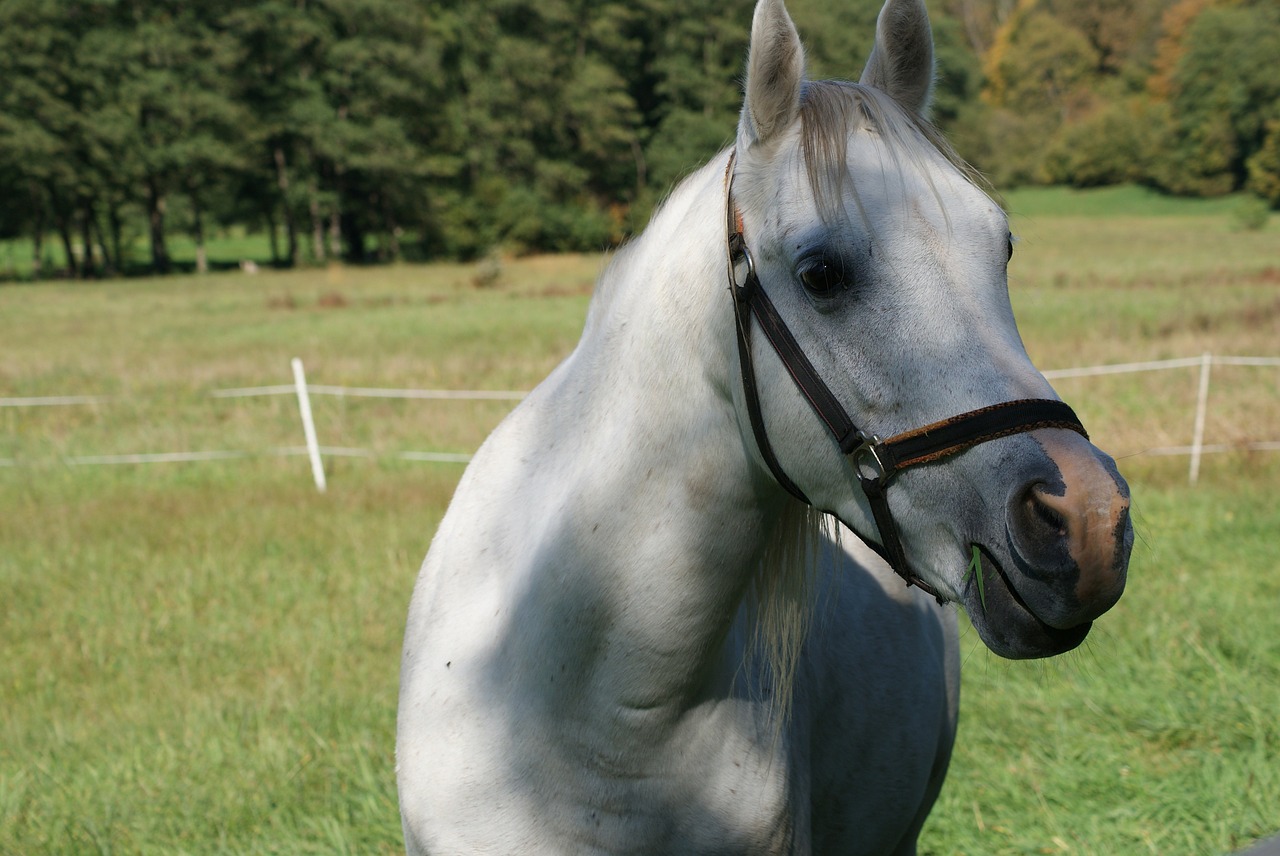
[730,0,1132,659]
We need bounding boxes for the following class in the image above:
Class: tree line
[1,0,1277,279]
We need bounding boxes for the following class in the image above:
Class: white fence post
[291,358,327,493]
[1189,352,1213,485]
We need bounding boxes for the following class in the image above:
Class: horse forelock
[797,80,998,228]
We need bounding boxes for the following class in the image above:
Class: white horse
[397,1,1133,853]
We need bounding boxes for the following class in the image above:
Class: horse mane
[745,498,833,731]
[798,80,998,227]
[744,81,990,730]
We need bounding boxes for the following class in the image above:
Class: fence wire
[3,354,1277,486]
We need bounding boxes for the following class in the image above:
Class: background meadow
[2,189,1279,854]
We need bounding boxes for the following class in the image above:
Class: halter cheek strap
[724,154,1088,602]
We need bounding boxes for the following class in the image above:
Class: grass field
[2,188,1279,854]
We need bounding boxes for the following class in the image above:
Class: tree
[224,0,333,266]
[638,0,749,196]
[112,3,248,274]
[1042,98,1163,187]
[984,11,1099,120]
[975,9,1100,185]
[1148,0,1217,101]
[9,0,1276,273]
[0,0,114,277]
[1150,2,1280,195]
[1040,0,1168,77]
[789,0,878,81]
[940,0,1020,56]
[418,0,653,255]
[309,0,444,261]
[1246,120,1280,208]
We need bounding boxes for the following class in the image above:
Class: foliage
[1231,196,1271,231]
[1041,98,1163,187]
[1040,0,1168,76]
[1,0,1280,274]
[965,0,1280,200]
[1248,120,1280,208]
[984,9,1100,118]
[1147,0,1216,101]
[1149,2,1280,196]
[1001,182,1251,218]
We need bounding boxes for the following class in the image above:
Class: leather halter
[724,153,1088,603]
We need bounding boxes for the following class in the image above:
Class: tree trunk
[631,137,647,200]
[381,189,400,261]
[266,205,280,266]
[56,217,76,279]
[146,177,171,275]
[965,0,986,55]
[43,182,77,278]
[79,201,96,278]
[308,180,325,263]
[191,190,208,275]
[328,206,342,260]
[371,192,388,263]
[273,145,300,266]
[32,228,44,281]
[90,206,114,276]
[346,213,366,263]
[329,164,344,260]
[108,202,124,275]
[30,186,46,280]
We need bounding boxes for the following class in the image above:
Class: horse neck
[510,153,802,720]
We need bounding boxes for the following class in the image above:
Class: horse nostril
[1023,484,1069,541]
[1008,456,1129,615]
[1024,486,1064,534]
[1002,433,1131,629]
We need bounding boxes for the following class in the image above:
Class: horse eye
[1006,237,1015,262]
[798,258,845,297]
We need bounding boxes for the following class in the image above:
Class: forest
[1,0,1278,277]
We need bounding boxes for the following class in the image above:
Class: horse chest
[400,670,799,853]
[537,702,807,855]
[404,594,951,855]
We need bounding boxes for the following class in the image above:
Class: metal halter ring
[729,239,756,294]
[851,433,893,487]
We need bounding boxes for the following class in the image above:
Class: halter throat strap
[723,153,1088,603]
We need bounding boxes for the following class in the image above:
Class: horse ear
[739,0,806,149]
[859,0,935,118]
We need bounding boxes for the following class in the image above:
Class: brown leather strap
[880,399,1088,473]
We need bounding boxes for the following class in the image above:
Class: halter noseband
[724,154,1088,603]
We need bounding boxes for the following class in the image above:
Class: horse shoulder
[397,371,592,837]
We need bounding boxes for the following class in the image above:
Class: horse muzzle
[966,428,1132,659]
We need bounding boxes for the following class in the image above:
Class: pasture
[2,193,1279,854]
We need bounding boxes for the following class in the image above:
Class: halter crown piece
[724,153,1089,603]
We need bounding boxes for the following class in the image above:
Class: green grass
[930,476,1280,855]
[1,208,1278,854]
[1002,184,1260,219]
[0,462,436,854]
[0,228,281,281]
